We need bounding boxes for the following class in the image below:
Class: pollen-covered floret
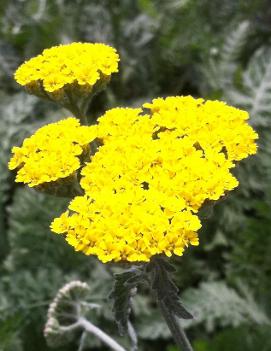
[14,42,119,94]
[9,118,97,187]
[51,97,258,263]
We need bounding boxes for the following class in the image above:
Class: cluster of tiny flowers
[9,118,97,187]
[14,42,119,94]
[50,97,258,263]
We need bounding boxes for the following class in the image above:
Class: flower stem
[65,91,89,125]
[146,257,194,350]
[158,300,194,351]
[68,102,88,125]
[78,317,127,351]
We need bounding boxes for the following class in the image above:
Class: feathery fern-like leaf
[227,47,271,127]
[203,20,250,92]
[182,281,270,332]
[221,20,250,63]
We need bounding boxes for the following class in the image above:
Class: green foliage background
[0,0,271,350]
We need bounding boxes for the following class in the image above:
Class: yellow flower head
[51,97,258,263]
[9,118,97,187]
[14,42,119,98]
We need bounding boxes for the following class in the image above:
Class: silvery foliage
[182,282,270,331]
[44,280,133,351]
[202,20,251,92]
[227,47,271,127]
[44,281,94,348]
[135,280,270,339]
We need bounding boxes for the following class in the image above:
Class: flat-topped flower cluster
[9,43,258,263]
[14,42,119,102]
[9,118,97,187]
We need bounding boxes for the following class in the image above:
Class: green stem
[81,95,93,118]
[65,91,88,125]
[147,257,194,351]
[158,300,194,351]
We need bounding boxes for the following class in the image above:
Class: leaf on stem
[110,267,144,335]
[147,257,193,320]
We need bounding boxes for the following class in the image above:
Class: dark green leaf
[148,257,193,320]
[110,267,144,335]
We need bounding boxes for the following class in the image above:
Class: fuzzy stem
[128,320,138,351]
[158,300,194,351]
[78,317,127,351]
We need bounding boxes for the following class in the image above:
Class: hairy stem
[158,300,194,351]
[128,320,138,351]
[78,317,127,351]
[146,257,194,350]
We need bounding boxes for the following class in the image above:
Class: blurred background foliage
[0,0,271,350]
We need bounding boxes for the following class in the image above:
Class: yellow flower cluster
[14,42,119,95]
[50,97,258,263]
[9,118,97,187]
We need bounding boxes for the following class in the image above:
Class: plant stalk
[78,317,127,351]
[158,300,194,351]
[65,91,89,125]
